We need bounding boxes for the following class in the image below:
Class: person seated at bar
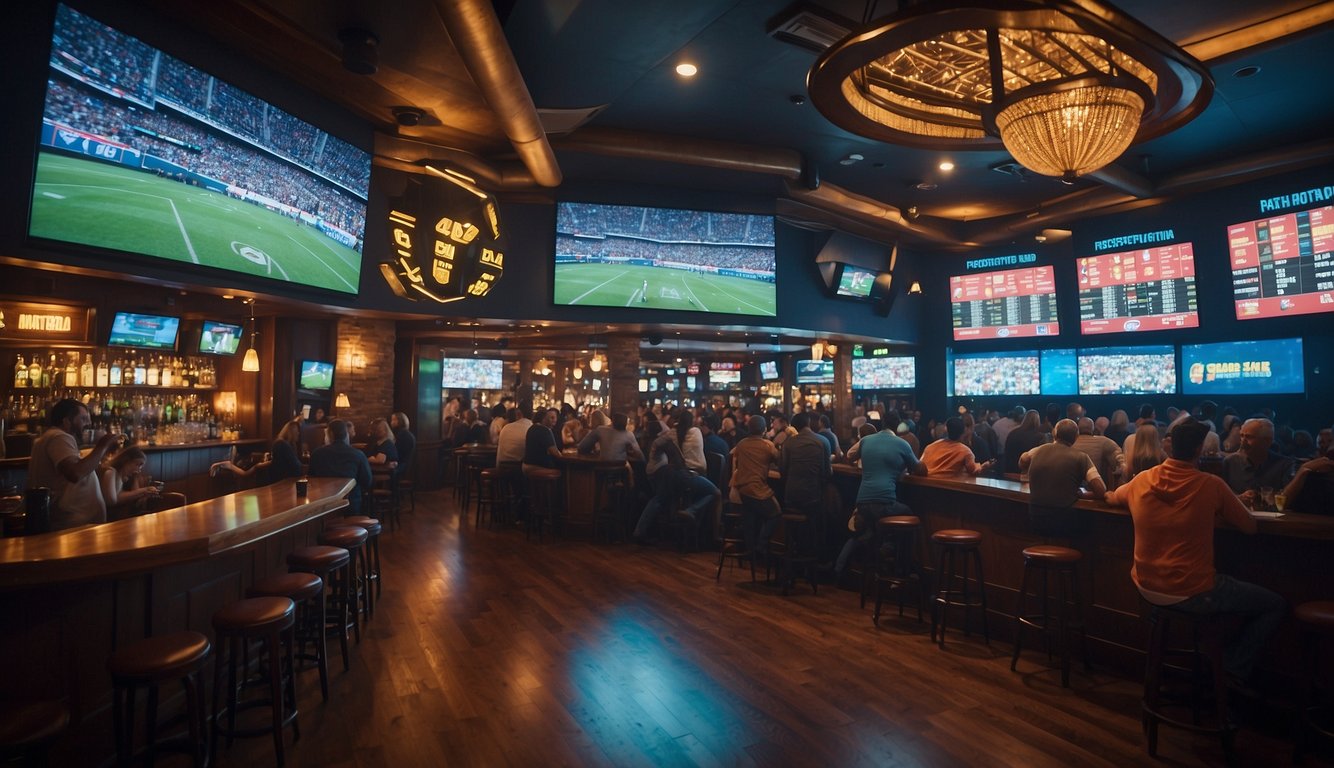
[836,411,923,577]
[780,412,831,523]
[816,414,844,462]
[561,408,589,449]
[310,419,373,514]
[1073,417,1125,490]
[1020,418,1106,537]
[1003,409,1047,475]
[578,411,644,462]
[497,400,534,466]
[729,415,781,562]
[633,410,719,543]
[1222,418,1294,508]
[524,408,563,470]
[920,417,992,476]
[390,411,416,473]
[212,418,304,483]
[27,398,119,530]
[463,409,489,444]
[1125,423,1167,481]
[1282,443,1334,514]
[100,446,160,519]
[1105,419,1284,688]
[698,415,730,461]
[364,418,399,467]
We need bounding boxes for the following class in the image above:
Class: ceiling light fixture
[938,161,955,172]
[675,62,698,77]
[242,298,260,373]
[908,280,923,295]
[807,0,1212,182]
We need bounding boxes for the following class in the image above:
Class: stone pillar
[833,346,853,442]
[606,334,641,420]
[335,317,396,434]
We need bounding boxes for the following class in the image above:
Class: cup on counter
[295,477,309,498]
[152,481,166,493]
[1260,486,1275,510]
[1274,492,1286,512]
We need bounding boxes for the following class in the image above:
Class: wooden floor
[207,488,1328,768]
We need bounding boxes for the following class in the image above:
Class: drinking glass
[1274,492,1286,512]
[1260,486,1275,510]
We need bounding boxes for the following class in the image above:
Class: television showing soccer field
[851,356,916,389]
[1182,338,1304,395]
[553,202,776,316]
[298,360,335,391]
[198,320,242,355]
[947,349,1040,396]
[441,358,504,390]
[108,311,179,350]
[836,265,877,298]
[29,5,370,295]
[1077,345,1177,395]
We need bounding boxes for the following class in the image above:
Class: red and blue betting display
[1076,244,1199,334]
[1229,204,1334,320]
[950,265,1059,340]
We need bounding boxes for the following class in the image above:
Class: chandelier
[807,1,1212,181]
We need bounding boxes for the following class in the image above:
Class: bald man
[1222,418,1294,507]
[1021,418,1106,536]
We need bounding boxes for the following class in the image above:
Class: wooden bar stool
[774,510,819,595]
[287,546,352,672]
[872,515,925,625]
[248,572,329,701]
[1010,545,1089,687]
[524,467,562,542]
[107,631,210,767]
[475,467,499,529]
[0,700,70,765]
[591,464,630,543]
[318,526,370,638]
[338,515,383,604]
[930,529,989,648]
[714,498,755,583]
[1294,600,1334,762]
[1140,602,1235,762]
[211,597,298,767]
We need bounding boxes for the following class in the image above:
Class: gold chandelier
[807,1,1212,181]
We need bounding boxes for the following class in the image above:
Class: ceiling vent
[990,160,1036,181]
[767,4,855,53]
[536,105,608,135]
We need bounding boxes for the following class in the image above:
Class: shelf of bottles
[7,349,224,445]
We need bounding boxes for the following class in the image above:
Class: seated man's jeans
[835,500,912,574]
[1157,573,1285,682]
[740,494,782,558]
[633,471,720,539]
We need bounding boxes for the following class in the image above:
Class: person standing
[27,398,119,530]
[309,419,373,514]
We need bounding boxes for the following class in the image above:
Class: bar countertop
[0,476,353,587]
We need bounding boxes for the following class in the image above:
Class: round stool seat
[0,700,69,750]
[1296,601,1334,632]
[335,516,383,536]
[526,467,562,481]
[479,467,500,479]
[287,545,351,571]
[108,631,211,681]
[248,572,324,603]
[1022,544,1082,564]
[932,528,981,545]
[213,596,295,633]
[878,515,921,529]
[319,526,368,549]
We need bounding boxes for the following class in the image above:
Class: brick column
[606,334,641,420]
[335,317,396,436]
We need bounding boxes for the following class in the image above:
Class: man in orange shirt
[920,417,992,476]
[1105,419,1284,686]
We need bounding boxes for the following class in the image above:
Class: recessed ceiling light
[914,181,938,191]
[1233,65,1260,78]
[839,153,865,165]
[939,160,955,171]
[676,62,698,77]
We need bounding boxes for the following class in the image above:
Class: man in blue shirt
[310,419,373,514]
[836,412,923,575]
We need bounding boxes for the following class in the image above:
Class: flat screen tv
[198,320,243,355]
[948,350,1040,396]
[1077,345,1177,395]
[851,356,916,389]
[108,311,179,349]
[1183,338,1304,395]
[1040,348,1079,396]
[30,5,370,295]
[759,360,780,380]
[795,359,834,384]
[1228,204,1334,320]
[441,358,504,390]
[950,265,1059,340]
[298,360,335,391]
[835,265,878,298]
[1076,243,1199,334]
[553,202,776,316]
[708,370,741,386]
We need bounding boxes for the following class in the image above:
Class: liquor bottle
[146,355,160,387]
[64,354,78,387]
[96,354,109,388]
[160,356,174,388]
[133,355,147,386]
[80,353,95,387]
[110,357,123,386]
[14,355,27,389]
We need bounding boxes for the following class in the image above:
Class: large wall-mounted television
[198,320,243,355]
[948,350,1040,396]
[1077,243,1199,334]
[1077,345,1177,395]
[108,311,179,349]
[29,5,370,295]
[553,202,776,316]
[1183,338,1304,395]
[298,360,335,391]
[795,359,834,384]
[1040,349,1079,396]
[950,265,1059,340]
[851,356,916,390]
[1228,204,1334,320]
[441,357,504,390]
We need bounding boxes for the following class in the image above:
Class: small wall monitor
[835,265,878,298]
[441,357,504,389]
[198,320,243,355]
[108,311,180,349]
[759,360,780,380]
[795,359,834,384]
[851,356,916,389]
[298,360,335,391]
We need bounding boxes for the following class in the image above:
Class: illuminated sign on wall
[0,299,93,343]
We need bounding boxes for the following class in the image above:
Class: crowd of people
[559,203,773,246]
[557,234,777,274]
[1077,352,1178,395]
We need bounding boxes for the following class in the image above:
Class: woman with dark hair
[100,446,159,518]
[1003,409,1048,474]
[211,419,304,483]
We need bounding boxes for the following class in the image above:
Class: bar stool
[287,545,352,672]
[1140,601,1234,761]
[318,525,370,637]
[211,597,298,766]
[591,464,630,543]
[1294,600,1334,762]
[871,515,925,625]
[337,515,383,604]
[248,572,329,701]
[930,529,989,648]
[773,509,819,595]
[715,499,755,583]
[494,461,524,529]
[0,700,70,765]
[1010,545,1089,687]
[107,631,210,767]
[524,467,562,542]
[475,467,499,529]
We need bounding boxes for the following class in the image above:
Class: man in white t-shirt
[27,398,119,530]
[496,399,535,465]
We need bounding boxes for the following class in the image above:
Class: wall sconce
[588,353,604,373]
[811,341,824,362]
[573,365,583,380]
[216,390,238,420]
[908,280,923,295]
[335,392,351,409]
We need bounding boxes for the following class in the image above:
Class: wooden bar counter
[0,476,353,765]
